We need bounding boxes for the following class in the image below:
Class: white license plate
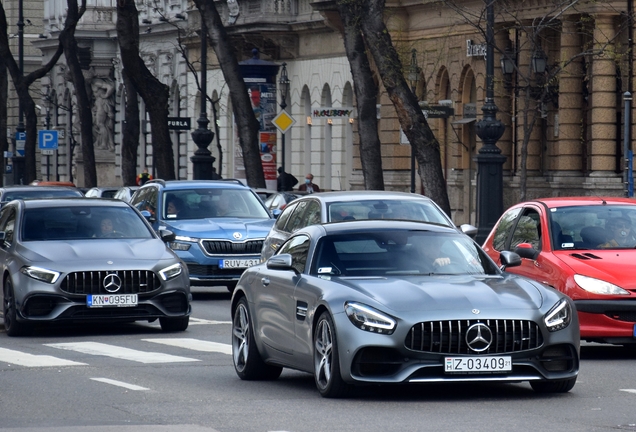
[445,356,512,373]
[219,259,260,269]
[87,294,138,308]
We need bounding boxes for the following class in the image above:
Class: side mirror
[514,242,540,260]
[158,229,176,243]
[266,253,298,273]
[460,223,478,238]
[272,209,282,218]
[140,210,156,222]
[499,251,522,269]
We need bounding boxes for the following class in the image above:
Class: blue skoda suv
[130,180,274,292]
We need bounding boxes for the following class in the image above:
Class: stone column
[589,14,617,175]
[554,16,584,174]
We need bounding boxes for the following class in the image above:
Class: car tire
[3,278,29,337]
[232,297,282,380]
[314,311,350,398]
[159,316,189,332]
[530,377,577,393]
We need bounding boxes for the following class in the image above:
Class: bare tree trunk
[121,70,140,185]
[193,0,265,188]
[59,0,97,187]
[358,0,451,215]
[116,0,175,180]
[0,58,7,163]
[335,0,385,190]
[0,3,63,184]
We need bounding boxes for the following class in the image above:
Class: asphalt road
[2,286,636,432]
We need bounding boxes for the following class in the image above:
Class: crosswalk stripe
[143,338,232,355]
[91,377,149,391]
[0,347,87,367]
[45,342,200,364]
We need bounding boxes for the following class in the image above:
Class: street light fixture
[474,0,506,243]
[408,48,419,194]
[190,18,217,180]
[278,62,290,172]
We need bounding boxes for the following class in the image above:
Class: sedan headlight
[168,242,191,251]
[20,266,60,284]
[344,302,396,335]
[544,298,572,332]
[574,274,630,295]
[159,263,183,281]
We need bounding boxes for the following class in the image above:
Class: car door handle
[261,277,270,286]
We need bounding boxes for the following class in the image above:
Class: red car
[482,197,636,345]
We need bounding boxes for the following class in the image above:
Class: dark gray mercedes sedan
[1,198,191,336]
[231,220,580,398]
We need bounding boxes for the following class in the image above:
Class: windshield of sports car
[162,188,270,220]
[550,205,636,250]
[312,230,499,277]
[326,199,453,227]
[21,206,155,241]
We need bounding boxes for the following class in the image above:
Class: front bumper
[575,300,636,343]
[332,312,580,386]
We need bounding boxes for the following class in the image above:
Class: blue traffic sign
[38,130,59,150]
[15,131,26,156]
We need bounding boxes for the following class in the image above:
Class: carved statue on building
[91,75,116,151]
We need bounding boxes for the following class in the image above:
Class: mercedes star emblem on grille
[466,323,493,352]
[233,232,243,240]
[103,273,122,293]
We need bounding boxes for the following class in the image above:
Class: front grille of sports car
[405,319,544,354]
[201,239,264,255]
[60,270,161,295]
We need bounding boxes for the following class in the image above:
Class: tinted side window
[492,208,521,251]
[286,201,310,233]
[0,206,17,246]
[510,209,542,251]
[278,234,310,273]
[275,202,298,231]
[131,187,158,217]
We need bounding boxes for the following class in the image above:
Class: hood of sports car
[554,250,636,289]
[160,218,274,240]
[338,274,544,313]
[17,239,176,266]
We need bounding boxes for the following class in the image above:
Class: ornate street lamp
[474,0,506,243]
[278,62,290,172]
[190,19,217,180]
[408,49,419,194]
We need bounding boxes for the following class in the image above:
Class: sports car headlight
[544,298,572,332]
[574,274,630,295]
[159,263,183,281]
[344,302,396,335]
[20,266,60,284]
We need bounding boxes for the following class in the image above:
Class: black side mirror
[159,229,176,243]
[514,243,540,260]
[499,251,522,270]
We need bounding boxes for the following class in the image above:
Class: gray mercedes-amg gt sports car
[231,220,580,398]
[0,198,191,336]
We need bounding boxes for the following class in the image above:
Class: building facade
[5,0,634,225]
